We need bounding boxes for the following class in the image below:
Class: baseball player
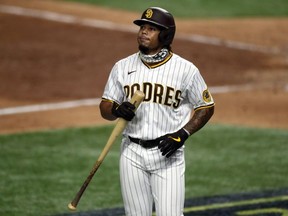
[100,7,215,216]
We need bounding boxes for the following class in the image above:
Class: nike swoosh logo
[168,136,181,142]
[128,70,137,75]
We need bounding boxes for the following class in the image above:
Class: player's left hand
[158,128,189,158]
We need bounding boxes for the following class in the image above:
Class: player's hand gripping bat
[68,90,145,211]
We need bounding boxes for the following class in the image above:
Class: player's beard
[138,44,162,55]
[138,45,150,54]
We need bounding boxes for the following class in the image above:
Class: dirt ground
[0,0,287,134]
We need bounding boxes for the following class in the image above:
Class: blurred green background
[64,0,288,18]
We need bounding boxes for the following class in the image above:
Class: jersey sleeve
[101,62,125,104]
[186,68,214,110]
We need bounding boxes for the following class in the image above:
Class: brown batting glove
[158,128,189,158]
[112,101,136,121]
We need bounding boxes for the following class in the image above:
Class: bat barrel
[68,203,77,211]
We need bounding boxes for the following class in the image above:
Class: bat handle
[131,90,145,109]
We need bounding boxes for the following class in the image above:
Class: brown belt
[129,136,162,149]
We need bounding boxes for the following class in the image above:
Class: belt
[129,136,162,149]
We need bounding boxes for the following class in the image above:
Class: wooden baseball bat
[68,90,145,211]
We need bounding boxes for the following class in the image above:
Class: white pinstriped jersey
[102,52,214,140]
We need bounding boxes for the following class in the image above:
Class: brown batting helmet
[133,7,176,48]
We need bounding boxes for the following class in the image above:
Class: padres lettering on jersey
[124,83,181,108]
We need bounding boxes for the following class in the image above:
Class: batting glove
[112,101,136,121]
[158,128,189,158]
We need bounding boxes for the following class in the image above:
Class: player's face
[137,24,162,55]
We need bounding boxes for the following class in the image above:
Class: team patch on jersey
[203,89,212,103]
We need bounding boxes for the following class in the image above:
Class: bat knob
[68,203,77,211]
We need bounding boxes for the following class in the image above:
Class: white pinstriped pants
[120,138,185,216]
